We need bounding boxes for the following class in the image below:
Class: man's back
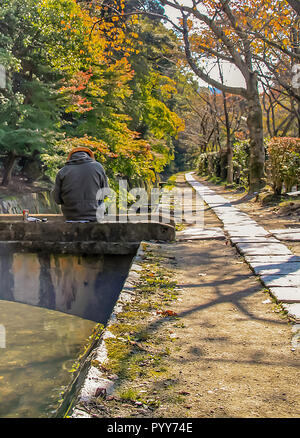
[53,150,108,221]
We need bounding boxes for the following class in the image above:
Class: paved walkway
[184,172,300,323]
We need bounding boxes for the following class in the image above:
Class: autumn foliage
[0,0,184,188]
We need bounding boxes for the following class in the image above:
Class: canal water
[0,252,134,418]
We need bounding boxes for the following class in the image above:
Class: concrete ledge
[0,220,175,244]
[0,241,140,255]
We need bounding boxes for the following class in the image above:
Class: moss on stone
[100,245,182,414]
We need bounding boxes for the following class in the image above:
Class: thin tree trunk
[2,151,17,186]
[220,148,227,180]
[247,89,266,193]
[226,141,233,184]
[217,60,234,184]
[280,115,296,137]
[263,94,273,138]
[297,101,300,137]
[286,0,300,16]
[222,91,233,184]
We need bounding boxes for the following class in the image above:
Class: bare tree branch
[286,0,300,15]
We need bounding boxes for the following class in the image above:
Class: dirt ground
[82,173,299,419]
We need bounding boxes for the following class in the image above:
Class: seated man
[53,147,109,222]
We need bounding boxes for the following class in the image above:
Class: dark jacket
[53,152,109,221]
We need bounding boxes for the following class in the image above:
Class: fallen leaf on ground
[156,310,178,317]
[128,340,148,351]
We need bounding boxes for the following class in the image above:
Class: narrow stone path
[185,172,300,323]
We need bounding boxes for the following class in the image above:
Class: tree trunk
[274,184,282,196]
[221,91,233,184]
[297,101,300,137]
[2,151,17,186]
[216,61,234,184]
[226,141,233,184]
[246,85,266,193]
[220,148,228,180]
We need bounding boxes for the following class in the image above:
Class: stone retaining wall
[0,220,175,255]
[0,191,60,215]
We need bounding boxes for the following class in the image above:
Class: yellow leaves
[183,0,295,63]
[223,28,232,37]
[282,38,290,47]
[130,14,139,25]
[186,19,194,31]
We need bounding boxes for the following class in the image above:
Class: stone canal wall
[0,218,175,255]
[0,191,60,215]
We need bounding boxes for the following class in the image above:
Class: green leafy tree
[0,0,62,185]
[0,0,185,191]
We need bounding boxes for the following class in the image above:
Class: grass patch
[207,175,227,186]
[175,223,186,231]
[118,388,140,402]
[96,244,184,416]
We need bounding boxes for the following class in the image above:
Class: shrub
[197,141,250,187]
[267,137,300,195]
[197,153,208,176]
[197,152,221,177]
[232,139,250,187]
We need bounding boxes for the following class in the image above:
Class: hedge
[197,140,250,187]
[197,137,300,195]
[267,137,300,195]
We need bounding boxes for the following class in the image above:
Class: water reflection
[0,300,96,418]
[0,251,134,417]
[0,252,133,323]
